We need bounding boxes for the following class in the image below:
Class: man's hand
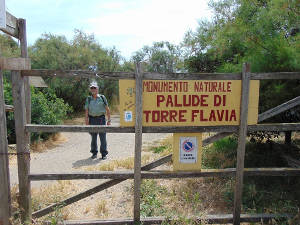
[107,120,111,125]
[85,118,89,125]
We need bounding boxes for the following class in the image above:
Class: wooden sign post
[0,70,11,225]
[0,0,5,28]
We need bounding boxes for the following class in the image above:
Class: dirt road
[9,115,171,187]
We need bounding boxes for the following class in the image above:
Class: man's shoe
[91,154,97,159]
[102,154,107,160]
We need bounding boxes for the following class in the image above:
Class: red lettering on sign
[201,95,208,106]
[170,110,177,122]
[179,110,187,122]
[174,95,182,107]
[209,110,216,121]
[214,95,222,106]
[230,110,237,121]
[157,95,165,107]
[166,95,173,107]
[191,110,198,122]
[161,110,169,122]
[227,82,232,92]
[144,110,151,122]
[152,111,160,122]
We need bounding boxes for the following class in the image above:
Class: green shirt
[85,94,108,117]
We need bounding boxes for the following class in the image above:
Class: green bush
[140,180,167,217]
[3,77,72,143]
[202,136,237,169]
[31,87,73,141]
[221,141,300,216]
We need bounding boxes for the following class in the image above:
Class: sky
[5,0,212,59]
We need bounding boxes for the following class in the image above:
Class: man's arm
[85,109,89,125]
[106,106,111,125]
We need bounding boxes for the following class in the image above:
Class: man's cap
[89,81,98,88]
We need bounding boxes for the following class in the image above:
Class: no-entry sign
[173,133,202,171]
[180,136,198,163]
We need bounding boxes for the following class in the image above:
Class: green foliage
[140,180,167,217]
[29,30,123,111]
[132,41,184,73]
[184,0,300,73]
[31,88,73,141]
[223,177,299,216]
[202,136,237,169]
[183,0,300,142]
[0,34,20,57]
[150,145,168,154]
[3,77,72,143]
[220,141,300,216]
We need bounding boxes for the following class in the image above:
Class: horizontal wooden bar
[26,125,136,133]
[42,213,290,224]
[251,72,300,80]
[22,69,242,80]
[0,57,31,70]
[248,123,300,132]
[258,96,300,122]
[143,72,242,80]
[22,70,135,79]
[25,123,300,133]
[22,70,300,80]
[32,155,172,219]
[5,104,14,112]
[0,12,19,38]
[29,168,300,181]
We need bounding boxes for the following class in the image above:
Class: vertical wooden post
[233,63,251,225]
[11,70,31,224]
[0,71,11,225]
[18,19,31,139]
[133,63,143,223]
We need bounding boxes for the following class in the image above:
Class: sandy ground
[9,115,171,188]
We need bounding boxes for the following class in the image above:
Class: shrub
[31,87,73,141]
[3,77,72,143]
[202,136,237,169]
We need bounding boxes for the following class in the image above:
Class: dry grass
[30,133,68,153]
[10,180,78,224]
[95,200,109,217]
[86,154,152,171]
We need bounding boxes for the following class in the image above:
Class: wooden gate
[1,13,300,225]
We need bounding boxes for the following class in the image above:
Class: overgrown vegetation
[3,76,72,143]
[202,134,300,224]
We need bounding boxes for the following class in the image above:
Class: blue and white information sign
[179,136,198,163]
[124,111,133,122]
[0,0,5,29]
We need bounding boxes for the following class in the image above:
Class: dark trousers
[89,115,108,156]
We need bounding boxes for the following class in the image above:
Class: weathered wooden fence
[1,10,300,225]
[23,67,300,225]
[0,10,31,225]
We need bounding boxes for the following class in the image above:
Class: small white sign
[0,0,5,29]
[179,137,198,164]
[124,111,133,122]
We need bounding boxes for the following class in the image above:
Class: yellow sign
[173,133,202,171]
[119,80,259,126]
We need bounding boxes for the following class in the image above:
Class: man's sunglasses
[90,87,97,89]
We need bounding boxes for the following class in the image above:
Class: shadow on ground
[72,157,104,168]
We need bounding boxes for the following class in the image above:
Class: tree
[183,0,300,142]
[132,41,184,73]
[29,30,123,111]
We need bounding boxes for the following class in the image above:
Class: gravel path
[9,115,171,187]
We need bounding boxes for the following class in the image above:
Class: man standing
[85,81,111,159]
